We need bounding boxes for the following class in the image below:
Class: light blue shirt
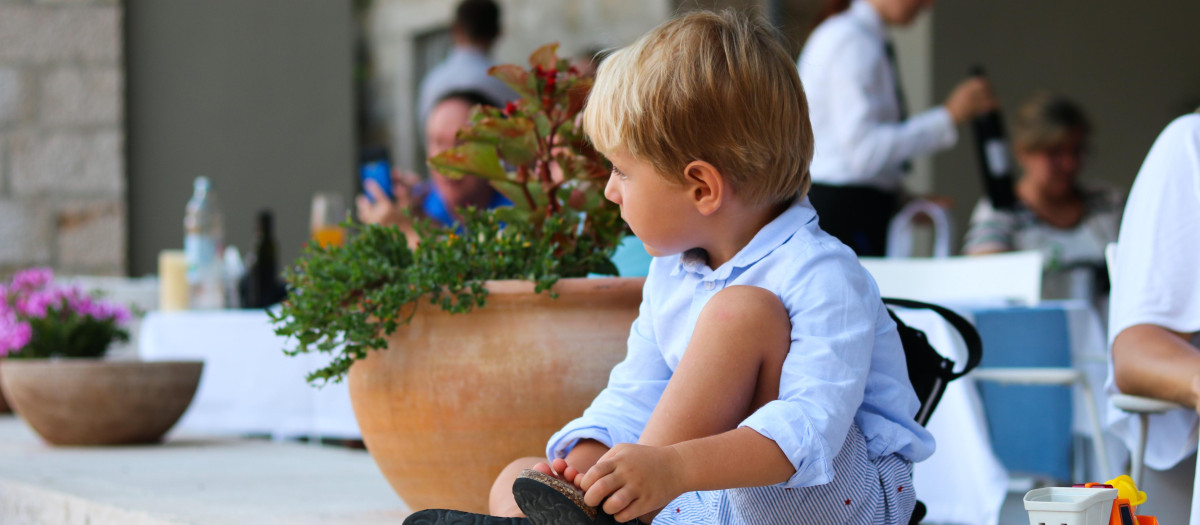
[418,47,519,126]
[546,198,936,488]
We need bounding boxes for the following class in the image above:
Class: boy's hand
[579,443,686,523]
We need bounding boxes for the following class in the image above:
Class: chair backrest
[860,250,1044,306]
[886,199,954,259]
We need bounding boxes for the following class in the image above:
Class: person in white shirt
[416,0,517,128]
[798,0,996,256]
[1107,112,1200,471]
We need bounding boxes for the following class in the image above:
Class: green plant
[273,44,623,384]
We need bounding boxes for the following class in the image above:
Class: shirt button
[704,281,715,291]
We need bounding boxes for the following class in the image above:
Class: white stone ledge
[0,416,412,524]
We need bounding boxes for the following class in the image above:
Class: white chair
[885,199,954,259]
[861,250,1113,482]
[859,250,1043,306]
[1104,242,1199,524]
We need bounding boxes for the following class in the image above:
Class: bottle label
[985,139,1010,177]
[185,234,216,282]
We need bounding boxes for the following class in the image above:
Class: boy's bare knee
[489,457,543,515]
[700,285,790,336]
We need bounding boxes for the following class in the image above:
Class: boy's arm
[546,287,672,462]
[579,427,792,522]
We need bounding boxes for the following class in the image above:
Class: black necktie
[883,39,912,174]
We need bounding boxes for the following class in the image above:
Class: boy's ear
[682,160,725,216]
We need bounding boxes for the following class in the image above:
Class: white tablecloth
[139,302,1109,525]
[140,310,360,440]
[898,308,1008,525]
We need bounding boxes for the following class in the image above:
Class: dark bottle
[240,210,285,308]
[968,66,1017,210]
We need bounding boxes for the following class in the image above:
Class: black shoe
[512,469,634,525]
[403,509,528,525]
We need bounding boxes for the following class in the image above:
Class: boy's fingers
[582,470,620,507]
[607,491,641,522]
[578,460,609,491]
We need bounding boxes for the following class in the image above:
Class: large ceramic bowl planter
[348,277,643,513]
[0,359,203,445]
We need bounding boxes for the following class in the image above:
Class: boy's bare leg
[490,457,542,516]
[638,285,791,447]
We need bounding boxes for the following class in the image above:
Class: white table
[140,310,360,440]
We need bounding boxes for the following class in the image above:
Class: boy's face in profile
[604,150,699,258]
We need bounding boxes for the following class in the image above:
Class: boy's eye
[612,167,627,180]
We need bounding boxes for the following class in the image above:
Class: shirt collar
[448,46,492,62]
[671,197,817,280]
[849,0,887,39]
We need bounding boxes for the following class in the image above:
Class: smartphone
[359,145,394,203]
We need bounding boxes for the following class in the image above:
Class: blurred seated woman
[356,90,511,242]
[963,92,1123,301]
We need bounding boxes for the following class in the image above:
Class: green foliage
[15,310,129,359]
[273,44,624,385]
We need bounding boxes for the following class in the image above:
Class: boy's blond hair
[583,10,813,205]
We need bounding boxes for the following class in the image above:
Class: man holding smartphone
[356,91,510,242]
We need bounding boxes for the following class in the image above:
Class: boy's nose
[604,174,621,204]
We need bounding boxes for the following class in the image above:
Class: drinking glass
[310,192,347,248]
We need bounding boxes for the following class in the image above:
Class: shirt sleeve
[545,293,671,459]
[822,37,958,182]
[1110,115,1200,339]
[739,255,877,488]
[962,198,1016,254]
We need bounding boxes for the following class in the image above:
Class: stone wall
[0,0,125,277]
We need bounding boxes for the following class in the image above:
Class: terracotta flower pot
[348,277,643,513]
[0,359,203,446]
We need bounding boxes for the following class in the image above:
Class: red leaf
[529,43,559,71]
[490,64,535,99]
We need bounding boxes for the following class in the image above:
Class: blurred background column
[0,0,125,276]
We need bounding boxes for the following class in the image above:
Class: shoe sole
[513,469,606,525]
[404,508,527,525]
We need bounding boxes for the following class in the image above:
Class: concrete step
[0,415,411,524]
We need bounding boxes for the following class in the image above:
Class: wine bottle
[240,210,284,308]
[968,66,1017,210]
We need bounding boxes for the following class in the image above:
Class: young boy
[407,10,934,525]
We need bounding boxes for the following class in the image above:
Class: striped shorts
[650,424,915,525]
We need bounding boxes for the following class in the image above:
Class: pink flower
[0,310,31,357]
[16,290,58,318]
[10,267,53,293]
[0,267,131,358]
